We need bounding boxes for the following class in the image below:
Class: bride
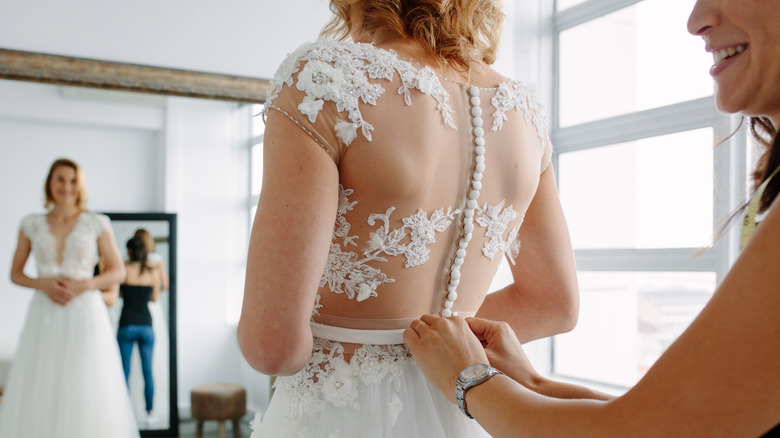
[238,0,579,436]
[0,158,139,437]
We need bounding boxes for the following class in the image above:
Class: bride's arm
[238,110,339,376]
[476,167,579,343]
[9,230,60,296]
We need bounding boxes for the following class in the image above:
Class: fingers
[465,316,491,336]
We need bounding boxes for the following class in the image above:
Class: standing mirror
[105,212,178,437]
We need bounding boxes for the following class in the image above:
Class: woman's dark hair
[126,236,151,274]
[749,116,780,212]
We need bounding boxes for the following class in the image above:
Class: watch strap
[455,364,503,419]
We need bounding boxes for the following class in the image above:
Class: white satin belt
[310,321,406,345]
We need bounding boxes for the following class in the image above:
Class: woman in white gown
[239,1,579,437]
[0,158,139,438]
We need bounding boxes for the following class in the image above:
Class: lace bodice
[265,40,553,319]
[20,212,110,280]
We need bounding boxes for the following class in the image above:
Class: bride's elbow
[548,283,579,335]
[237,320,312,376]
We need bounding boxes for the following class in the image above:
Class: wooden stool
[191,383,247,438]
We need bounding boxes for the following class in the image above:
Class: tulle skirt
[0,290,139,438]
[250,323,491,438]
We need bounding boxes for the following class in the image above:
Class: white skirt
[0,290,139,438]
[250,322,491,438]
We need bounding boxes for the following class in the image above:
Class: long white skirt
[250,323,492,438]
[0,290,139,438]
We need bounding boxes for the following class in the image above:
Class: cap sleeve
[19,214,40,239]
[90,213,112,236]
[522,86,553,174]
[263,43,350,163]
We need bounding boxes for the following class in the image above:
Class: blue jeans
[117,324,155,412]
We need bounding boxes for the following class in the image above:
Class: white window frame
[548,0,747,389]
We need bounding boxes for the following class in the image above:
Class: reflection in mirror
[106,213,178,437]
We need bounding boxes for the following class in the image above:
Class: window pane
[251,143,263,197]
[250,205,258,231]
[559,129,713,249]
[553,271,715,387]
[556,0,587,11]
[558,0,712,127]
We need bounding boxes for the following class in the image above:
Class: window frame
[548,0,747,390]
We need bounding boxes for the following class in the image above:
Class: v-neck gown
[0,212,139,438]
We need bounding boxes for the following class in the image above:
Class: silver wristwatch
[455,363,504,419]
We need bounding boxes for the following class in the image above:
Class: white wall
[164,97,253,416]
[0,0,333,79]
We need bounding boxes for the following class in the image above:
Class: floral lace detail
[320,186,460,302]
[311,294,324,317]
[474,200,523,263]
[491,80,552,155]
[274,337,412,419]
[20,212,109,279]
[264,40,457,146]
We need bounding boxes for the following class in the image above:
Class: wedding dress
[251,40,552,438]
[0,212,139,438]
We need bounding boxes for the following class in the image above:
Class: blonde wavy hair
[321,0,504,73]
[44,158,89,212]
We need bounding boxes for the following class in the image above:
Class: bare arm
[64,227,125,294]
[155,260,169,291]
[101,283,119,307]
[9,229,61,293]
[409,201,780,437]
[237,110,339,376]
[150,268,161,302]
[476,168,579,343]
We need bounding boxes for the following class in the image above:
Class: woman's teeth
[713,44,747,65]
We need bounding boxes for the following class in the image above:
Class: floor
[173,419,252,438]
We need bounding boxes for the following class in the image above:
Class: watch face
[461,364,489,380]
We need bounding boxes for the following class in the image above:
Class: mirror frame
[0,48,269,103]
[105,212,178,438]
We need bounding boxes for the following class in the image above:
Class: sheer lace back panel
[265,41,552,327]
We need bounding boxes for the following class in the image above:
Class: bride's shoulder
[271,40,403,78]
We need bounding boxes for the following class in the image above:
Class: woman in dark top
[117,237,161,424]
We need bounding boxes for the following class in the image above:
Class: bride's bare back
[240,39,576,375]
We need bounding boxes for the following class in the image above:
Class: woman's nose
[687,0,715,36]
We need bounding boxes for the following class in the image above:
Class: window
[549,0,746,389]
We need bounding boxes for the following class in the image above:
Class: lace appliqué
[274,338,411,419]
[491,80,553,156]
[475,200,523,264]
[264,41,457,146]
[320,186,460,302]
[20,213,108,279]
